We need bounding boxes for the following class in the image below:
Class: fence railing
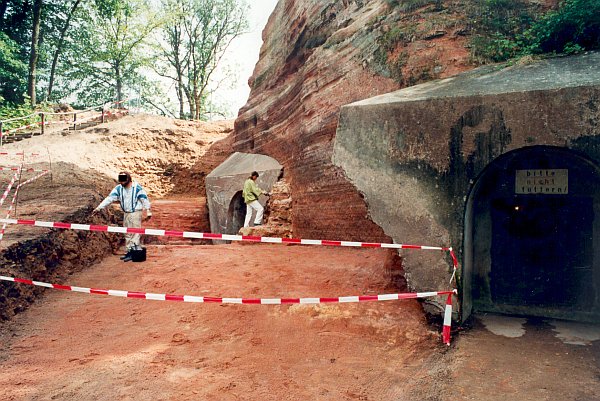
[0,99,131,146]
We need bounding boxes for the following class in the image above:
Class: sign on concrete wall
[515,169,569,194]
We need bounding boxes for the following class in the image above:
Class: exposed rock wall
[232,0,478,242]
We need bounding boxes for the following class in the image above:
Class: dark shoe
[122,255,133,262]
[120,251,131,260]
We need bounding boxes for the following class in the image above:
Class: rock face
[206,152,282,234]
[232,0,478,243]
[333,52,600,322]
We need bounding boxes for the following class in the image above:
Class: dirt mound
[0,161,121,320]
[2,114,233,198]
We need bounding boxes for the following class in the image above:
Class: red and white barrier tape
[0,172,19,207]
[0,179,21,238]
[442,293,453,346]
[0,170,50,240]
[0,167,49,173]
[2,122,42,135]
[0,275,455,343]
[0,217,458,265]
[16,170,50,188]
[0,276,455,305]
[0,152,40,156]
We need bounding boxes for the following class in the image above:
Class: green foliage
[523,0,600,55]
[0,101,36,131]
[0,32,27,103]
[467,0,535,63]
[469,0,600,63]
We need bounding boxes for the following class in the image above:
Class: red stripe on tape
[164,230,184,237]
[281,298,300,304]
[165,294,184,302]
[322,240,341,246]
[203,233,222,239]
[15,278,33,284]
[282,238,301,244]
[319,297,339,303]
[90,288,109,295]
[242,235,261,242]
[402,245,422,249]
[17,219,35,225]
[126,228,145,234]
[53,284,72,291]
[127,292,147,299]
[53,222,72,229]
[358,295,379,301]
[204,297,223,303]
[90,225,108,232]
[242,299,261,304]
[360,243,382,248]
[398,293,418,299]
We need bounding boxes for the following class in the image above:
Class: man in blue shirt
[93,172,152,262]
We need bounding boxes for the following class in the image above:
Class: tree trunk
[184,86,194,120]
[115,62,122,103]
[47,0,82,100]
[177,78,185,119]
[27,0,43,106]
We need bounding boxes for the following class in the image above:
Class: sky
[209,0,279,119]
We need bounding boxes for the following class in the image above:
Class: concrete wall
[332,52,600,316]
[206,152,282,235]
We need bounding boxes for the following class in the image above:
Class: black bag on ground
[131,247,146,262]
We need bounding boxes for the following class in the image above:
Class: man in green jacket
[243,171,270,227]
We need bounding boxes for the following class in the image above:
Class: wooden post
[47,146,53,184]
[0,121,3,147]
[101,109,105,123]
[73,112,77,130]
[41,113,45,135]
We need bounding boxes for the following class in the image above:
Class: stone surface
[333,51,600,318]
[206,152,282,235]
[231,0,476,244]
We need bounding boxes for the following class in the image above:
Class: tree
[157,0,248,120]
[27,0,42,105]
[46,0,82,100]
[59,0,160,104]
[0,32,27,102]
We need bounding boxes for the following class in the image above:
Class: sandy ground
[0,244,441,401]
[1,114,232,197]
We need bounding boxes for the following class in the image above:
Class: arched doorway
[463,146,600,322]
[226,191,246,234]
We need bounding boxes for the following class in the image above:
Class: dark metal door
[490,196,594,309]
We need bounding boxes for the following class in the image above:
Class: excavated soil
[0,245,441,401]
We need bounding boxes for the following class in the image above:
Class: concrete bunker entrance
[227,191,246,234]
[463,146,600,322]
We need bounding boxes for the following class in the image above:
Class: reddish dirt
[147,198,210,245]
[0,244,441,401]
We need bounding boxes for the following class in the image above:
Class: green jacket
[243,178,263,203]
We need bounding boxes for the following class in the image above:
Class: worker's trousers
[124,210,143,251]
[244,200,264,227]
